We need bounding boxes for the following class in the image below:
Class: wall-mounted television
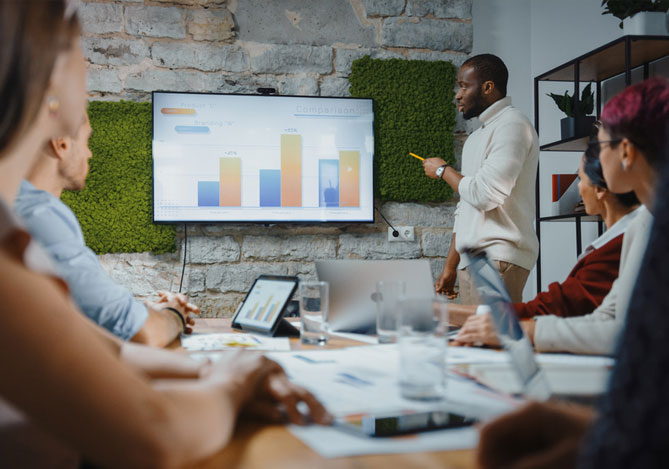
[152,92,374,223]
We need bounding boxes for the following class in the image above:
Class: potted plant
[547,83,596,140]
[601,0,669,35]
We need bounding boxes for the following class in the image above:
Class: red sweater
[514,234,623,319]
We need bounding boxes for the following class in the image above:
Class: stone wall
[81,0,473,317]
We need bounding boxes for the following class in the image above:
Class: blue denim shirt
[14,180,148,340]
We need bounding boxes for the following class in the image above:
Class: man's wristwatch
[435,164,448,179]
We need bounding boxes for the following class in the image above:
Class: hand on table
[478,401,596,469]
[210,352,332,426]
[156,291,200,334]
[452,313,499,346]
[423,157,447,179]
[435,265,458,299]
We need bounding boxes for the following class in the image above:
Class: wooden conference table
[177,318,476,469]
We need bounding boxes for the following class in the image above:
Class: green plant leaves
[61,101,176,254]
[349,56,457,202]
[546,83,594,118]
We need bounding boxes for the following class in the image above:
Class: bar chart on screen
[153,93,374,223]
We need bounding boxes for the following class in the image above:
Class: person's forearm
[441,166,464,194]
[131,306,183,348]
[444,233,460,270]
[121,342,205,380]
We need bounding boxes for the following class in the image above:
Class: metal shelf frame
[533,35,669,291]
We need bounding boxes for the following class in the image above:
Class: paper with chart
[181,333,290,352]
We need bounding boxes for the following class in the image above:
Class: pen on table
[409,152,424,161]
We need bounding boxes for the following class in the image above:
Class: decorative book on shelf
[551,173,580,216]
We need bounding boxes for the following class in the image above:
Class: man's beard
[462,91,489,120]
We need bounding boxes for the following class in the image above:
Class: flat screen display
[152,92,374,223]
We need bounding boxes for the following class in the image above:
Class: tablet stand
[273,318,300,338]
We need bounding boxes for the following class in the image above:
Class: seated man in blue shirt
[15,116,199,347]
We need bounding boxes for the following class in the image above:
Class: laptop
[315,259,434,332]
[461,248,611,403]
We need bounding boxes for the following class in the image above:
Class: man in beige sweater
[424,54,539,303]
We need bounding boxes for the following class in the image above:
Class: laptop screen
[462,248,551,401]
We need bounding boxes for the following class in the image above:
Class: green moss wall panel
[61,101,176,254]
[349,56,457,202]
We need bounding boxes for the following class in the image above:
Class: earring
[47,96,60,115]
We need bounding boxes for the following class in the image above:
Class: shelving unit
[533,35,669,291]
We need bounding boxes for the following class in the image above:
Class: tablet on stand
[231,275,300,338]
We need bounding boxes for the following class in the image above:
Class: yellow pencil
[409,152,424,161]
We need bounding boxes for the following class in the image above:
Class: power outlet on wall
[388,226,415,242]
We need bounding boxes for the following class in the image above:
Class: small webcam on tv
[257,87,277,95]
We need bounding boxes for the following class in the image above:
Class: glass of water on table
[299,281,329,345]
[398,296,449,400]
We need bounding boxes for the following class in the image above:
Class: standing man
[423,54,539,303]
[15,116,199,347]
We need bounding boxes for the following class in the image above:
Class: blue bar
[319,159,339,207]
[198,181,219,206]
[175,125,210,134]
[259,170,281,207]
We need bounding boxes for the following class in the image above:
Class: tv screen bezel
[151,90,375,225]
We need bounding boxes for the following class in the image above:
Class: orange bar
[161,108,196,115]
[266,303,280,324]
[281,134,302,207]
[339,151,360,207]
[219,158,241,206]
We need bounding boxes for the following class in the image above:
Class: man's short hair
[462,54,509,97]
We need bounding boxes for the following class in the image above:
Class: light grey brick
[421,229,452,257]
[379,201,456,227]
[406,0,472,19]
[185,268,206,293]
[152,42,249,72]
[188,8,235,41]
[235,0,376,48]
[206,263,295,292]
[320,77,351,97]
[83,37,149,66]
[407,50,468,68]
[335,48,405,77]
[125,5,186,39]
[363,0,406,17]
[155,0,226,4]
[242,236,336,261]
[338,233,422,260]
[381,17,473,52]
[277,76,319,96]
[204,74,279,94]
[187,236,239,264]
[86,67,122,93]
[250,44,333,74]
[78,2,123,34]
[125,69,208,92]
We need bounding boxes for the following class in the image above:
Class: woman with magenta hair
[476,77,669,467]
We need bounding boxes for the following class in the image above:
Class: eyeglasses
[587,139,621,153]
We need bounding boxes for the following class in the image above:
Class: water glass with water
[398,296,449,401]
[299,281,329,345]
[375,280,406,343]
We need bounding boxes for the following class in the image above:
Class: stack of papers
[267,345,520,458]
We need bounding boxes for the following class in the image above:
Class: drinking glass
[375,280,406,343]
[299,281,329,345]
[398,296,449,400]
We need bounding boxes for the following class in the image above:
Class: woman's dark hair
[585,122,639,208]
[0,1,80,154]
[600,77,669,170]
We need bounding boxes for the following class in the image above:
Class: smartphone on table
[336,410,476,437]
